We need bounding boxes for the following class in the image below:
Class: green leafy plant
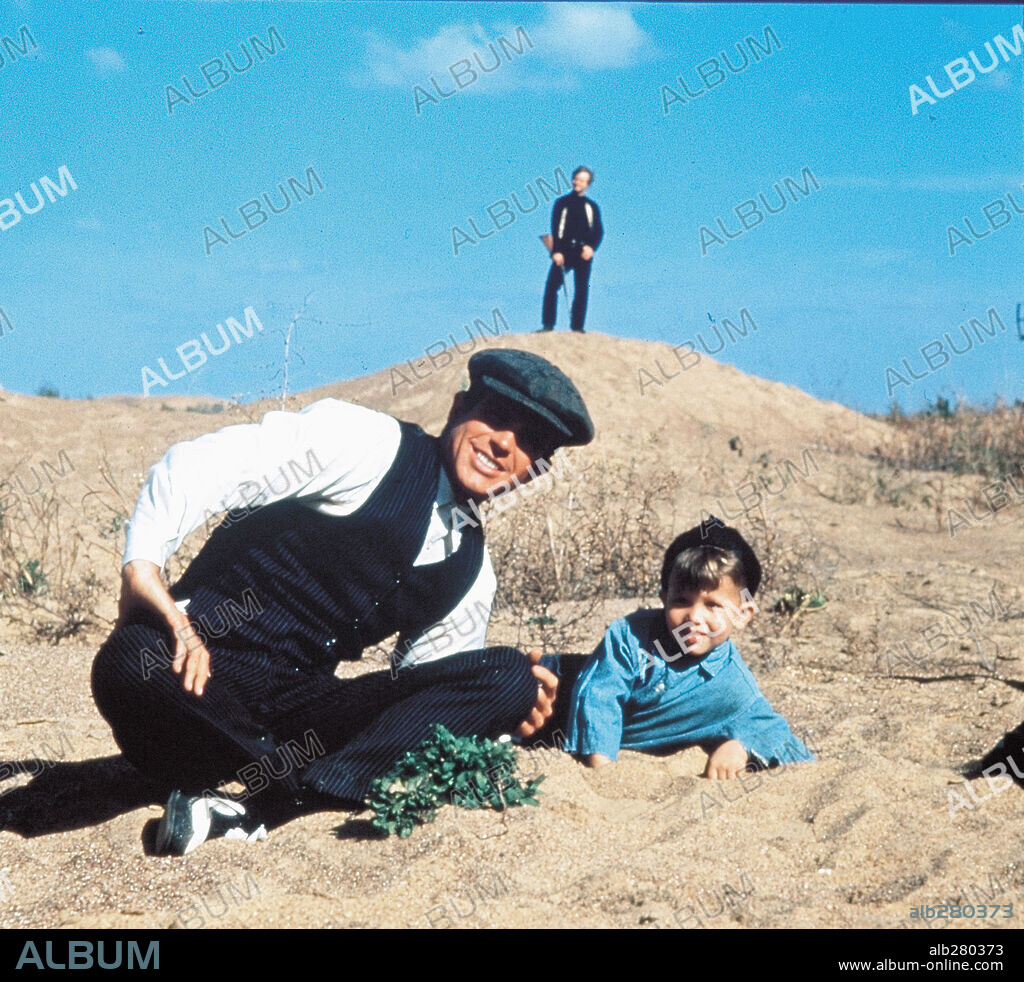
[927,395,956,419]
[367,724,544,838]
[773,586,827,616]
[17,559,49,596]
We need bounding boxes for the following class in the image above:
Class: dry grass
[3,399,1019,663]
[876,400,1024,479]
[482,451,845,654]
[0,458,130,643]
[484,456,678,651]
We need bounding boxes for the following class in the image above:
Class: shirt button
[655,682,666,693]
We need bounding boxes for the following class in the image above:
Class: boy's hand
[705,740,749,780]
[514,649,558,738]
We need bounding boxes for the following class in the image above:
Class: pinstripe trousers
[91,613,537,809]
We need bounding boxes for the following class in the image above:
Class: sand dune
[1,332,1021,928]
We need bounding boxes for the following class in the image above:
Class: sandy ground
[1,331,1022,929]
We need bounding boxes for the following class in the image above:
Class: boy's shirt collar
[695,638,735,678]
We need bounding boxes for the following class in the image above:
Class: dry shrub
[728,503,847,670]
[0,459,129,643]
[742,502,842,603]
[804,462,944,510]
[0,491,97,642]
[678,448,844,622]
[483,455,681,651]
[484,450,847,655]
[876,401,1024,478]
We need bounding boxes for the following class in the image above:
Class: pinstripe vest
[169,421,485,672]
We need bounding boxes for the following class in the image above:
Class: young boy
[563,520,814,776]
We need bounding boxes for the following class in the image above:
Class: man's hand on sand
[552,252,565,267]
[118,559,213,697]
[514,648,558,738]
[704,739,749,780]
[580,245,594,261]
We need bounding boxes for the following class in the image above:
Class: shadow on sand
[0,755,161,838]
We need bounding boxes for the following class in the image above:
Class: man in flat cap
[92,348,594,854]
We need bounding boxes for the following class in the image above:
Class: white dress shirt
[124,397,496,666]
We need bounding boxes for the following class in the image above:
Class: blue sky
[0,1,1021,413]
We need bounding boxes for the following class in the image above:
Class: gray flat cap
[467,349,594,447]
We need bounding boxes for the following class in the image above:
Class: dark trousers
[542,247,592,332]
[91,617,537,811]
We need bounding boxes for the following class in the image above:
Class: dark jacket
[551,193,603,254]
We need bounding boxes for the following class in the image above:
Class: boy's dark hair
[572,165,594,183]
[659,517,762,597]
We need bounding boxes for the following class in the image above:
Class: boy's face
[659,573,756,657]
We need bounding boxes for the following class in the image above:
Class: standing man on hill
[91,349,594,855]
[541,166,604,334]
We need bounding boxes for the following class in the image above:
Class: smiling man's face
[441,390,554,502]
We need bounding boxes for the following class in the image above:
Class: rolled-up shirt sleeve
[123,398,400,571]
[565,621,637,761]
[721,696,816,768]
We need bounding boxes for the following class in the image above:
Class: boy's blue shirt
[564,608,815,765]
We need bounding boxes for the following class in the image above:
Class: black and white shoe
[155,790,267,856]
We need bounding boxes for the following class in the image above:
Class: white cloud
[979,69,1012,90]
[359,3,653,92]
[86,47,124,76]
[530,3,655,69]
[939,17,975,45]
[363,22,497,86]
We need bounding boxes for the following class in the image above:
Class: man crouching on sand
[91,349,594,855]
